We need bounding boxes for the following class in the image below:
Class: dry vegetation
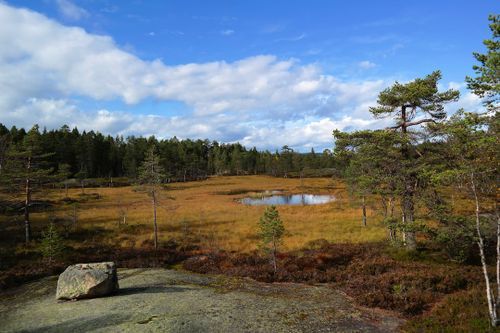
[0,175,495,332]
[0,175,387,253]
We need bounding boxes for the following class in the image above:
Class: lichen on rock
[56,262,119,300]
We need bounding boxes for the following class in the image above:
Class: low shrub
[183,242,482,317]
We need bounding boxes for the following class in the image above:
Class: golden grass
[3,176,391,252]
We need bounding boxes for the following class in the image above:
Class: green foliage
[258,205,285,273]
[334,71,462,250]
[369,70,459,127]
[404,288,495,333]
[434,215,477,263]
[425,110,498,264]
[0,125,56,192]
[39,223,65,265]
[0,122,336,181]
[258,205,285,251]
[138,147,166,188]
[466,14,500,109]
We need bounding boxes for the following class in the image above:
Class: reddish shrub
[182,242,482,317]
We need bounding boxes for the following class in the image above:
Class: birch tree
[435,111,499,326]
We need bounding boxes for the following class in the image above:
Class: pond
[240,194,335,206]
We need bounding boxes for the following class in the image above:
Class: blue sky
[0,1,496,151]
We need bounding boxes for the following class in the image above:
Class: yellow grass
[4,176,389,252]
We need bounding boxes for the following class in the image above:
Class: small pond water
[240,194,335,206]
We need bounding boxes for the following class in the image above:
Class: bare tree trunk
[389,197,396,241]
[381,196,388,219]
[400,109,417,250]
[362,196,367,227]
[497,207,500,309]
[389,196,395,218]
[272,234,277,274]
[497,211,500,309]
[471,172,498,326]
[152,190,158,251]
[24,157,31,243]
[402,192,417,250]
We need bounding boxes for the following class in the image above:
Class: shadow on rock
[117,285,191,296]
[17,313,130,333]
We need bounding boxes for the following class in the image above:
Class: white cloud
[358,60,376,69]
[3,3,460,151]
[55,0,89,21]
[220,29,234,36]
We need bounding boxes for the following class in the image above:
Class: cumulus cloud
[55,0,89,21]
[1,3,447,151]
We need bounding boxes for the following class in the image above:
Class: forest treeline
[0,123,335,182]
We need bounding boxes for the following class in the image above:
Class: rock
[2,269,404,332]
[56,262,119,300]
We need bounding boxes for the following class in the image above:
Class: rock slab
[56,262,119,300]
[1,269,404,332]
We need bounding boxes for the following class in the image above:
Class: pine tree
[258,205,285,274]
[39,223,65,265]
[466,14,499,110]
[0,125,55,243]
[369,71,459,249]
[137,146,166,250]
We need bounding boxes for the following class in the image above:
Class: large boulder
[56,262,119,300]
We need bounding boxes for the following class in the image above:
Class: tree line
[0,124,335,182]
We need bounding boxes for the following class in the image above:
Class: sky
[0,1,496,151]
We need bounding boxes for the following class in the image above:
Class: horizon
[1,1,496,151]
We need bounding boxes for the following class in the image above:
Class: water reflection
[240,194,335,206]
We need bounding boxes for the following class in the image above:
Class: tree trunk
[381,196,388,219]
[24,157,31,243]
[152,190,158,251]
[389,197,396,241]
[362,196,367,227]
[497,210,500,309]
[272,234,277,274]
[497,207,500,309]
[389,196,395,218]
[400,105,417,250]
[402,189,417,250]
[471,172,498,326]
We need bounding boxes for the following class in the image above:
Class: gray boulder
[56,262,119,300]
